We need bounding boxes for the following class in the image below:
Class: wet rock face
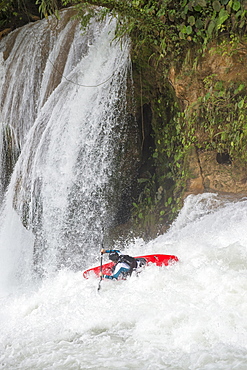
[169,41,247,199]
[169,42,247,108]
[184,148,247,197]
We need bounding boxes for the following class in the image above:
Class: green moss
[183,79,247,160]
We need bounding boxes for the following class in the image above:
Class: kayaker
[99,249,137,280]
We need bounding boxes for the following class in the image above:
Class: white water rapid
[0,12,247,370]
[1,193,247,369]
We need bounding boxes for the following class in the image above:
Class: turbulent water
[0,193,247,369]
[0,11,133,289]
[0,10,247,370]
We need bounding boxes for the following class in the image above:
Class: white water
[0,14,132,289]
[1,193,247,369]
[0,12,247,370]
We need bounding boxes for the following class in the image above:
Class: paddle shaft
[97,253,103,291]
[98,228,105,291]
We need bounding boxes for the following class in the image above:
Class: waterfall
[0,11,133,289]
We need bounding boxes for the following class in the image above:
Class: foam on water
[1,193,247,369]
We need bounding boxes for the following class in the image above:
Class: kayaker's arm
[101,249,120,254]
[100,266,129,280]
[99,271,115,279]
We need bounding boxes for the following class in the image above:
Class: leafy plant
[180,79,247,161]
[35,0,60,18]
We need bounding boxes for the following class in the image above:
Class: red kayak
[83,254,179,279]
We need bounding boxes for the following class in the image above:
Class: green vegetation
[35,0,62,18]
[0,0,21,29]
[35,1,247,67]
[183,79,247,159]
[0,0,40,31]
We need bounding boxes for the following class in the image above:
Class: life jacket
[118,254,137,273]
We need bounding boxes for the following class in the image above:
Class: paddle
[97,252,103,291]
[98,230,104,291]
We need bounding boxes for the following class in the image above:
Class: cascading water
[0,12,247,370]
[0,12,133,289]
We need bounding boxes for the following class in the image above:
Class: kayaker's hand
[101,248,105,254]
[99,272,103,277]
